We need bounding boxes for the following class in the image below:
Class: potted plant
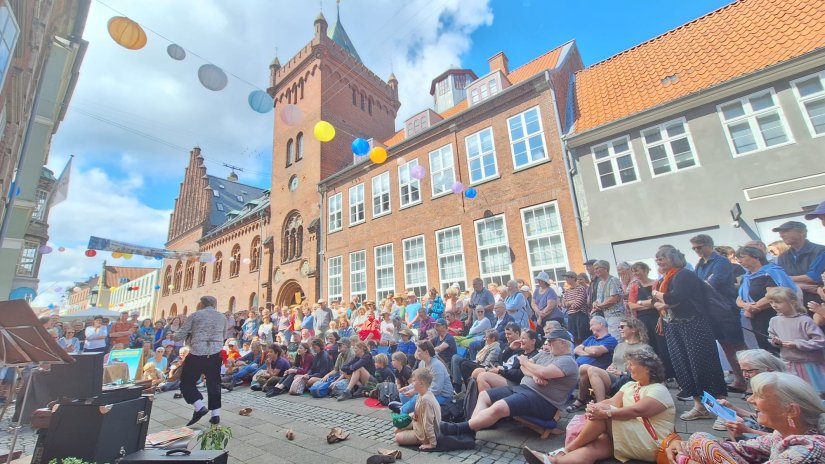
[199,424,233,450]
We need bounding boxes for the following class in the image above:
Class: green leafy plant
[200,424,233,450]
[49,459,96,464]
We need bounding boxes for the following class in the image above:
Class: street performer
[174,295,227,426]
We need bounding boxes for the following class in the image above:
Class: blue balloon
[465,187,477,199]
[48,304,55,309]
[154,284,161,290]
[248,90,273,114]
[351,138,370,156]
[154,255,164,260]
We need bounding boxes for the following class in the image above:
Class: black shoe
[337,390,353,402]
[388,401,402,414]
[186,407,208,426]
[209,415,220,425]
[266,387,283,398]
[251,384,262,392]
[676,390,692,401]
[173,393,183,399]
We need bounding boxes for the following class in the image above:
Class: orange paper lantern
[108,16,147,50]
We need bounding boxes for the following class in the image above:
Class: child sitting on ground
[394,368,440,451]
[142,362,164,387]
[392,351,412,388]
[368,353,396,398]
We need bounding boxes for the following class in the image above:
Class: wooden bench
[513,409,564,439]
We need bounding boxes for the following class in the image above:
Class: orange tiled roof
[573,0,825,134]
[384,129,405,147]
[439,99,468,120]
[103,266,157,287]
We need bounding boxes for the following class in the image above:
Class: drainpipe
[316,186,325,301]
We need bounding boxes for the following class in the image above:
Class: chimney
[488,51,509,75]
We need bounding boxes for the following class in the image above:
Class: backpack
[440,398,464,423]
[463,378,479,421]
[309,373,339,398]
[377,381,399,406]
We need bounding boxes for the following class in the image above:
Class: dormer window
[216,203,224,211]
[437,78,449,96]
[236,195,243,202]
[213,190,219,197]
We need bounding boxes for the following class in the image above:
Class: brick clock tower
[267,7,400,307]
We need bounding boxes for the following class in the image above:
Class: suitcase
[120,449,229,463]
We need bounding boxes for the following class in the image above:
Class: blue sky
[36,0,733,305]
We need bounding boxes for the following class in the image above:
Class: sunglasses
[618,325,628,329]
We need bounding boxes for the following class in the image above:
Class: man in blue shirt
[775,221,825,306]
[469,278,496,325]
[573,316,617,370]
[404,291,422,328]
[431,318,457,366]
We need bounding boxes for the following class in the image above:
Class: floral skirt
[786,361,825,393]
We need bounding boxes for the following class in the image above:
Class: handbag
[635,385,679,464]
[289,376,308,395]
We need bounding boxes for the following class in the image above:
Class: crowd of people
[40,204,825,462]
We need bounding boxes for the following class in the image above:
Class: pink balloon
[450,181,464,194]
[280,104,303,126]
[410,165,426,180]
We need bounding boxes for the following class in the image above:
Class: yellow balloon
[314,121,335,142]
[107,16,147,50]
[370,147,388,164]
[110,287,116,293]
[112,251,123,258]
[123,253,133,260]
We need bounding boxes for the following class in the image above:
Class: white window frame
[374,243,395,301]
[489,79,498,96]
[429,144,455,198]
[591,136,640,191]
[640,117,700,178]
[507,106,548,170]
[327,256,342,303]
[402,235,428,297]
[520,201,570,282]
[0,5,19,92]
[16,241,37,277]
[436,225,467,292]
[716,88,794,157]
[790,70,825,138]
[465,127,499,185]
[349,250,367,303]
[371,171,391,218]
[328,192,342,233]
[32,188,48,220]
[474,214,513,285]
[398,159,421,208]
[348,184,365,226]
[470,88,479,104]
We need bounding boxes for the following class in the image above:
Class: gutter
[316,185,325,301]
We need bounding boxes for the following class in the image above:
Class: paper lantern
[39,245,53,254]
[107,16,147,50]
[154,285,161,290]
[154,255,164,260]
[465,187,478,199]
[410,165,426,180]
[167,43,186,60]
[133,286,140,290]
[242,258,251,264]
[48,304,55,309]
[58,246,66,252]
[280,104,303,126]
[395,157,406,165]
[313,121,335,142]
[122,253,133,260]
[54,287,63,293]
[112,251,123,259]
[450,181,464,194]
[369,147,388,164]
[351,138,370,156]
[198,64,228,91]
[168,284,174,290]
[110,287,117,293]
[85,249,97,257]
[248,90,273,113]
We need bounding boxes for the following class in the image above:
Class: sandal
[238,407,252,416]
[377,449,402,459]
[326,427,351,444]
[565,399,586,413]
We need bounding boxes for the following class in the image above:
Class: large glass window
[591,136,638,190]
[521,202,569,282]
[32,189,48,220]
[465,127,498,183]
[374,244,395,301]
[403,236,427,297]
[718,89,792,156]
[0,5,18,91]
[349,184,365,226]
[349,251,367,304]
[328,256,342,303]
[791,71,825,137]
[429,144,455,197]
[641,118,698,176]
[16,241,37,277]
[398,159,421,208]
[474,215,512,285]
[508,107,547,168]
[436,226,466,292]
[328,193,342,232]
[372,172,391,217]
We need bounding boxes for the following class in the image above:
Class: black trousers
[180,353,222,410]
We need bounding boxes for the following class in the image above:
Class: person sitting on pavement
[337,342,376,401]
[158,346,189,392]
[306,337,355,394]
[290,338,332,395]
[454,306,492,348]
[223,341,263,389]
[416,306,435,340]
[466,301,512,360]
[396,328,417,364]
[392,352,412,389]
[394,341,454,415]
[395,367,441,451]
[431,318,457,366]
[251,344,288,392]
[266,342,313,396]
[473,329,539,393]
[441,329,578,439]
[573,316,618,369]
[445,311,465,337]
[454,329,502,391]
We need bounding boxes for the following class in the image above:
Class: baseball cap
[804,200,825,220]
[435,318,448,327]
[545,329,572,343]
[772,221,807,232]
[519,285,530,292]
[317,298,325,304]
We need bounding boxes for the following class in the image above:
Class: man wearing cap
[806,200,825,227]
[469,278,496,326]
[314,299,333,335]
[773,220,825,306]
[431,318,457,365]
[441,329,579,438]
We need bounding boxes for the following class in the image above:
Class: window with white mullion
[791,71,825,137]
[374,244,395,301]
[592,136,638,190]
[349,184,365,226]
[429,144,455,197]
[521,202,569,282]
[371,172,391,217]
[641,118,698,176]
[32,188,48,220]
[402,236,428,297]
[436,226,467,292]
[16,241,37,277]
[508,107,547,168]
[718,88,792,156]
[398,159,421,208]
[474,215,512,285]
[465,127,498,183]
[328,256,342,303]
[349,250,367,303]
[328,193,342,232]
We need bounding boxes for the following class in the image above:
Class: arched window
[249,292,257,310]
[295,133,304,161]
[286,139,294,167]
[352,87,357,105]
[173,262,182,293]
[169,304,177,316]
[182,306,188,316]
[198,262,207,286]
[161,310,165,319]
[298,79,304,100]
[361,92,365,110]
[281,211,303,263]
[228,296,236,313]
[291,83,297,104]
[162,265,172,296]
[250,236,261,271]
[183,260,194,290]
[230,244,241,277]
[213,252,223,282]
[368,97,373,115]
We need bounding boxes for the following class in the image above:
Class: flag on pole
[49,156,72,206]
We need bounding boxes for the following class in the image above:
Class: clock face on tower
[288,175,299,192]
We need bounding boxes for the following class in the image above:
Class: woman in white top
[84,316,108,352]
[257,308,275,345]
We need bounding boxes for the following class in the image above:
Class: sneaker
[337,390,353,402]
[676,390,693,401]
[680,407,713,421]
[250,384,262,392]
[712,417,727,431]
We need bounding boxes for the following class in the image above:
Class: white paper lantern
[198,64,228,91]
[167,43,186,60]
